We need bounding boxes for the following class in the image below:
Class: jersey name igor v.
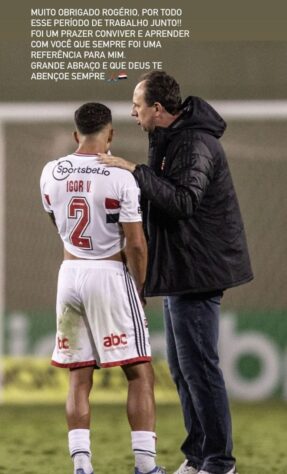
[40,153,142,258]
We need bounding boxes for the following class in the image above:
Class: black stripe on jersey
[106,213,120,223]
[123,265,147,357]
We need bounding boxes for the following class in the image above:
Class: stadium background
[1,0,287,402]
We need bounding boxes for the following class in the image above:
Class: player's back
[40,153,141,259]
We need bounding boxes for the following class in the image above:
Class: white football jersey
[40,153,142,259]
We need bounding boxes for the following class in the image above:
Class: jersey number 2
[68,197,92,249]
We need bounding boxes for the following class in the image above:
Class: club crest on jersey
[52,159,110,181]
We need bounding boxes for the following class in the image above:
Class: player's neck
[75,147,106,155]
[76,137,108,155]
[75,129,113,155]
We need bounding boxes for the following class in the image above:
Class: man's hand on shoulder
[98,153,136,173]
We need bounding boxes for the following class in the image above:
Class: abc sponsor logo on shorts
[52,159,110,181]
[57,337,69,349]
[103,333,128,350]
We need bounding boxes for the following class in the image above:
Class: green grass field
[0,401,287,473]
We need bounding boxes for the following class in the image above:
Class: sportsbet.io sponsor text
[30,8,191,82]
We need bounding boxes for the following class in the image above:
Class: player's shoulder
[41,154,72,178]
[110,167,139,187]
[41,159,56,172]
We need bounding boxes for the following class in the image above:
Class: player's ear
[73,131,79,144]
[154,102,163,116]
[107,127,114,147]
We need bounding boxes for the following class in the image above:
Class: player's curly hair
[140,71,182,115]
[74,102,112,135]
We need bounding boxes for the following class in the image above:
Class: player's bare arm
[98,152,136,172]
[121,221,147,304]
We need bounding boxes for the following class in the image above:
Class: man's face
[131,81,157,133]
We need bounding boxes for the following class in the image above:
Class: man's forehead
[133,81,146,99]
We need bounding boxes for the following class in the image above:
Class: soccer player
[40,102,166,474]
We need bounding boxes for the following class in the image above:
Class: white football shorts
[51,260,151,369]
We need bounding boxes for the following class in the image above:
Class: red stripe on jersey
[44,194,51,205]
[105,198,120,209]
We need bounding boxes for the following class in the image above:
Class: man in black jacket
[99,71,253,474]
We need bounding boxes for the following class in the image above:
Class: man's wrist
[137,286,146,306]
[136,284,144,295]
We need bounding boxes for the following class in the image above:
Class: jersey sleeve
[40,163,53,213]
[119,173,142,223]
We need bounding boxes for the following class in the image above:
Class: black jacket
[133,96,253,296]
